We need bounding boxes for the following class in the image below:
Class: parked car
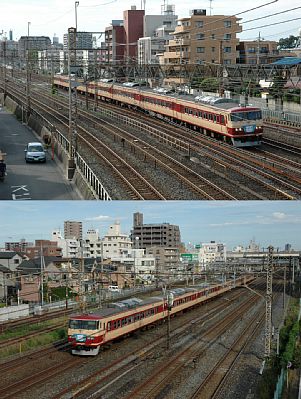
[108,285,121,293]
[25,142,46,163]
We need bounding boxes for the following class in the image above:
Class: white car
[25,142,46,163]
[108,285,121,293]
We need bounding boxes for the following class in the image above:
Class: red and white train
[54,76,263,148]
[68,275,254,356]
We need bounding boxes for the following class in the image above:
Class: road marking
[11,185,31,200]
[11,185,29,193]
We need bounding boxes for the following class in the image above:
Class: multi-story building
[131,212,181,249]
[162,9,241,77]
[237,40,279,64]
[146,246,180,277]
[24,240,62,259]
[63,31,93,50]
[81,229,103,258]
[51,231,80,258]
[64,221,82,240]
[198,241,227,268]
[138,4,178,65]
[105,20,126,63]
[102,221,132,259]
[5,239,33,252]
[123,6,145,62]
[18,36,51,59]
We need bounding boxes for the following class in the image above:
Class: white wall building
[81,229,103,258]
[198,241,227,268]
[102,222,132,259]
[51,230,80,258]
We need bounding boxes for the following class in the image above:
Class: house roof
[272,57,301,66]
[0,251,19,259]
[17,259,41,273]
[0,264,11,273]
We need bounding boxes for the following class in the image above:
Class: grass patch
[0,327,67,359]
[0,317,68,342]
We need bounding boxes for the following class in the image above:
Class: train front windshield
[230,110,262,122]
[69,320,99,330]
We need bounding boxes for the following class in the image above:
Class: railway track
[4,80,301,199]
[7,82,237,199]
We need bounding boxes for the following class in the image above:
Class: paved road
[0,108,82,200]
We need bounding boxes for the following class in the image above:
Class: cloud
[84,215,112,221]
[272,212,287,220]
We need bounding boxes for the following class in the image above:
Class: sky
[0,201,301,250]
[0,0,300,44]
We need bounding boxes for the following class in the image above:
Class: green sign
[181,253,199,261]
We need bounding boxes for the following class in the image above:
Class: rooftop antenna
[209,0,213,15]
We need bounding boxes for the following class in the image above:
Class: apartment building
[163,9,241,68]
[18,36,51,59]
[64,221,83,240]
[131,212,181,249]
[237,40,279,64]
[102,221,132,259]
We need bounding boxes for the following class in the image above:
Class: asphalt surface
[0,107,82,200]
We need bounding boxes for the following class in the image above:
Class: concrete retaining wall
[2,95,98,199]
[0,304,30,321]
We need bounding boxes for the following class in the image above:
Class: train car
[53,75,262,148]
[68,275,254,356]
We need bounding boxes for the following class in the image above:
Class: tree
[278,35,298,49]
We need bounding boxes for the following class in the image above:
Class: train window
[69,320,98,330]
[117,320,121,328]
[185,107,189,114]
[113,321,117,329]
[213,114,217,122]
[208,114,213,121]
[107,322,111,331]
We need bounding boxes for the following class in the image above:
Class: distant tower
[53,33,59,45]
[209,0,213,15]
[9,30,13,41]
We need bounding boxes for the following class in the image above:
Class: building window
[224,21,231,28]
[211,47,215,52]
[248,47,256,53]
[224,59,231,64]
[197,47,205,53]
[224,34,231,40]
[211,34,215,39]
[224,47,232,53]
[195,21,203,28]
[196,33,205,40]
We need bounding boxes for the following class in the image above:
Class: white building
[198,241,227,268]
[51,230,80,258]
[81,229,103,258]
[102,222,132,259]
[138,5,178,65]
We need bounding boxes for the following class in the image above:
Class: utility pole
[264,245,273,359]
[256,32,261,65]
[283,263,286,309]
[166,291,174,350]
[26,22,31,124]
[3,35,7,100]
[40,243,45,307]
[67,27,77,179]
